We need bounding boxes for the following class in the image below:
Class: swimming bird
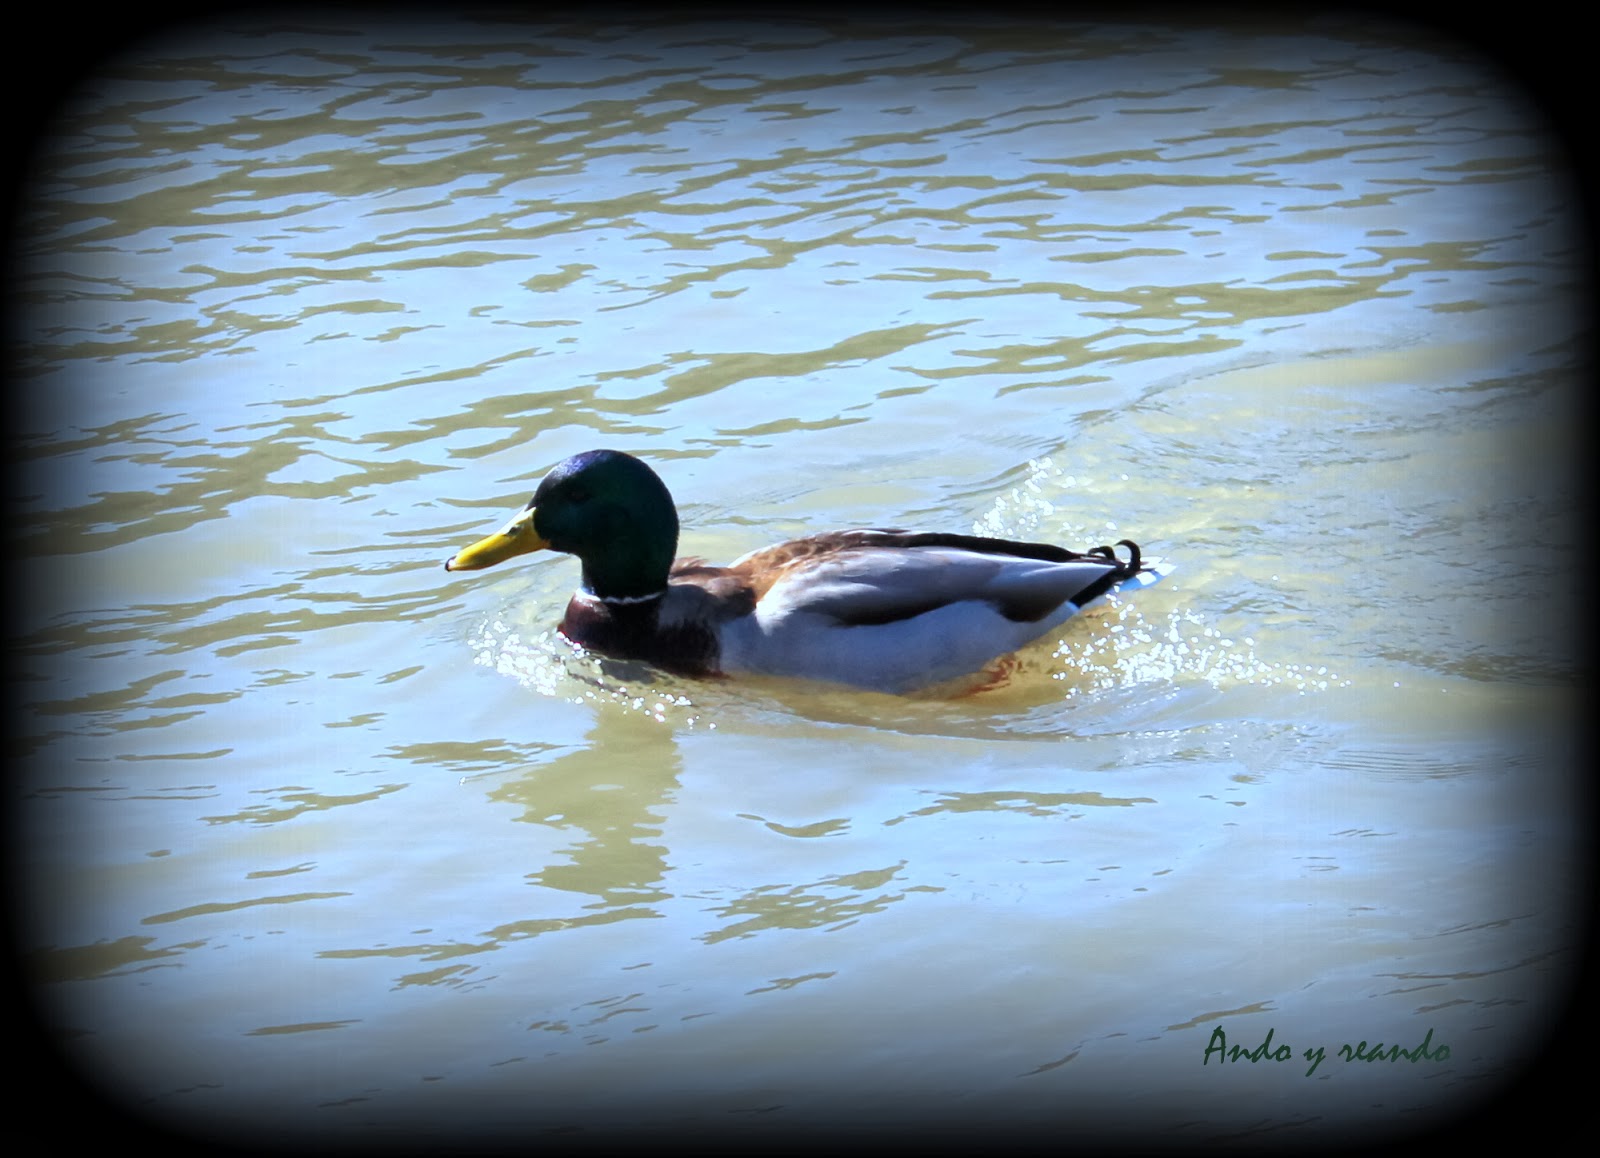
[445,449,1167,693]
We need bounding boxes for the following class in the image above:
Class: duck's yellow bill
[444,508,549,571]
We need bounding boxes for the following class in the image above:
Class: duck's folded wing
[763,544,1137,628]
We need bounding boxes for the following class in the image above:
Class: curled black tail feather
[1088,539,1142,577]
[1072,539,1145,608]
[1115,538,1142,575]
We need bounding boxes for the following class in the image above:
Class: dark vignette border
[2,1,1591,1154]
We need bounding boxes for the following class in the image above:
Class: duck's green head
[444,449,680,599]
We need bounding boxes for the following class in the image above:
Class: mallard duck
[445,449,1168,693]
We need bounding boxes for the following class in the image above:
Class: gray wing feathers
[764,547,1122,627]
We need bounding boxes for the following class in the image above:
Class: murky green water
[14,13,1582,1146]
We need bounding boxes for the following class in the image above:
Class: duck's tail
[1071,540,1172,608]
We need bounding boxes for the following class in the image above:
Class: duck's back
[706,530,1146,692]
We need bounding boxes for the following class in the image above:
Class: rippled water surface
[14,13,1584,1146]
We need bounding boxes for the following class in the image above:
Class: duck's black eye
[566,484,591,504]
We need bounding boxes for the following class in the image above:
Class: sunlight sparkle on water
[1051,603,1350,696]
[469,617,712,727]
[972,456,1350,698]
